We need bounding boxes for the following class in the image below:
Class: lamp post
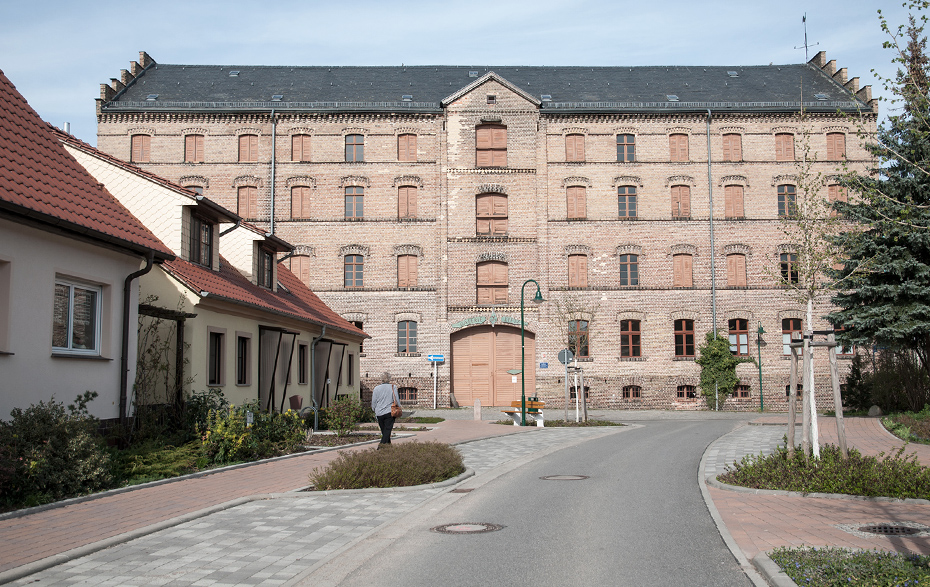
[521,279,544,426]
[757,323,766,412]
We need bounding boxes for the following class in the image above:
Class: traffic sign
[427,354,445,362]
[540,362,549,368]
[557,349,574,364]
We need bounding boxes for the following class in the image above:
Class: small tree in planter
[696,332,745,410]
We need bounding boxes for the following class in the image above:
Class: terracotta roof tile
[163,256,366,338]
[0,68,172,258]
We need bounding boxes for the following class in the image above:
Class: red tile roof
[0,69,172,258]
[163,256,366,339]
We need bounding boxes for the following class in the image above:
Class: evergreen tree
[830,2,930,380]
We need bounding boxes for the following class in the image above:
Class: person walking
[371,372,401,447]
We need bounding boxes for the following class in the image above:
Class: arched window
[397,321,417,353]
[184,134,204,163]
[345,134,364,162]
[724,185,744,218]
[568,254,587,287]
[778,185,797,217]
[566,186,586,219]
[619,254,639,286]
[620,320,641,357]
[292,134,311,161]
[476,193,507,235]
[674,319,694,358]
[722,134,742,161]
[131,134,150,163]
[565,134,585,162]
[398,134,417,162]
[727,254,747,287]
[476,260,508,305]
[398,186,418,219]
[569,320,589,358]
[476,124,507,167]
[239,134,258,162]
[344,255,364,288]
[775,133,795,161]
[728,318,748,356]
[671,185,691,218]
[291,186,311,219]
[673,254,693,287]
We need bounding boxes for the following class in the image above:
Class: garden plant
[309,441,464,490]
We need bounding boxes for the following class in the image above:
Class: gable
[442,72,541,109]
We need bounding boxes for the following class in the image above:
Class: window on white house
[52,279,101,355]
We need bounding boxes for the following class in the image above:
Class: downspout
[219,219,241,236]
[310,325,326,431]
[270,109,276,235]
[120,251,155,426]
[706,109,717,337]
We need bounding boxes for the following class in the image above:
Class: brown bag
[390,385,402,418]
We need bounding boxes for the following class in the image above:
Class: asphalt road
[328,420,753,587]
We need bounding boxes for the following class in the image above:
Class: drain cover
[859,524,922,536]
[540,475,589,481]
[431,523,504,534]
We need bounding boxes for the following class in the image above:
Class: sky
[0,0,914,146]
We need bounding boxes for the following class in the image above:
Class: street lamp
[757,323,766,412]
[521,279,544,426]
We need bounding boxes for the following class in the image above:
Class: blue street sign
[540,362,549,368]
[427,354,445,362]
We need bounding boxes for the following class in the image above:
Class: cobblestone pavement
[10,427,619,586]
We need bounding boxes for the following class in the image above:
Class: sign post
[427,354,444,409]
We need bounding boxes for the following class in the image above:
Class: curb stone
[753,553,800,587]
[706,477,930,505]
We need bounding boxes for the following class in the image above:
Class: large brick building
[95,51,876,410]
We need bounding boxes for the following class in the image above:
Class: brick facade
[96,53,878,411]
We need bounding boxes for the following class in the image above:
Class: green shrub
[0,392,112,508]
[310,441,464,490]
[769,546,930,586]
[844,351,930,413]
[183,388,228,440]
[322,396,363,437]
[719,442,930,499]
[200,401,304,465]
[884,405,930,444]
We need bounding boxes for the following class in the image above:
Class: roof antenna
[794,13,819,61]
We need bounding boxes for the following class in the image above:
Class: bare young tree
[550,294,601,421]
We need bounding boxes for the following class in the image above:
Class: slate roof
[0,68,173,259]
[103,63,869,114]
[163,255,366,339]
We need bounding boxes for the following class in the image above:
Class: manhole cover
[431,523,504,534]
[540,475,589,481]
[859,524,922,536]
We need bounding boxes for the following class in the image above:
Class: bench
[501,400,545,427]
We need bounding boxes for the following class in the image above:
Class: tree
[830,2,930,386]
[695,332,742,410]
[550,295,600,421]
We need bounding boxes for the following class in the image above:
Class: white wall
[0,218,145,421]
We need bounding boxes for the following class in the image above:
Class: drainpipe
[120,251,155,427]
[706,109,718,337]
[219,219,241,236]
[310,325,326,431]
[270,109,277,235]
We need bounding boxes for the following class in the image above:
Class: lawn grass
[769,546,930,587]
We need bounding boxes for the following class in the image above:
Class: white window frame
[52,278,102,356]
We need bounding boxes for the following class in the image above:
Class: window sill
[572,357,594,362]
[0,350,13,356]
[51,353,112,361]
[236,383,251,387]
[672,356,696,361]
[618,356,646,362]
[359,353,367,357]
[395,352,421,357]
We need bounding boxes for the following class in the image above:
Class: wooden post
[828,333,848,458]
[788,346,798,458]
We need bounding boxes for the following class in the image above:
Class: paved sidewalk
[4,425,622,586]
[0,419,529,581]
[705,415,930,565]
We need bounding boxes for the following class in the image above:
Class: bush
[884,405,930,444]
[183,388,228,440]
[718,441,930,499]
[844,351,930,413]
[322,395,363,437]
[310,441,464,490]
[0,392,112,508]
[200,401,305,465]
[769,546,930,587]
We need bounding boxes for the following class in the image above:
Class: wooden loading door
[451,325,535,407]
